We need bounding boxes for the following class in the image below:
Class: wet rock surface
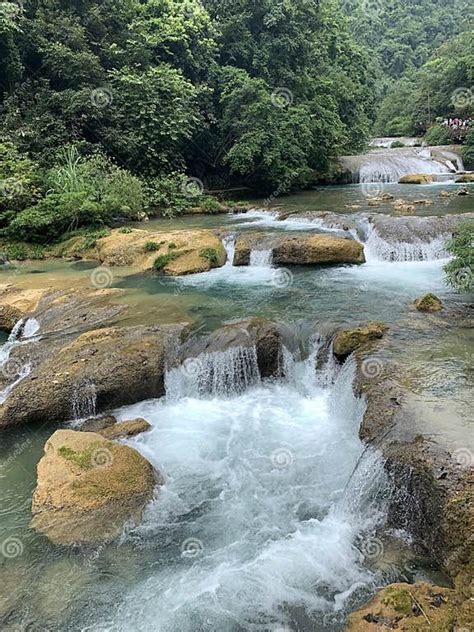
[233,232,365,266]
[31,429,158,545]
[0,323,189,428]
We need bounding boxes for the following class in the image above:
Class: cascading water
[249,249,273,267]
[222,234,236,266]
[85,341,392,632]
[0,317,41,388]
[363,224,449,262]
[71,378,97,423]
[165,345,261,399]
[340,147,464,183]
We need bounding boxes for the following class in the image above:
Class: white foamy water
[97,348,389,632]
[233,209,346,234]
[363,225,449,262]
[0,318,41,394]
[249,249,273,266]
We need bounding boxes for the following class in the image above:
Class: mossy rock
[346,582,465,631]
[414,293,443,312]
[98,418,151,439]
[399,174,434,184]
[31,429,159,545]
[333,322,388,359]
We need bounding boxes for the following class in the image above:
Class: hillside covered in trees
[0,0,472,242]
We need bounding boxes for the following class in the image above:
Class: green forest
[0,0,473,242]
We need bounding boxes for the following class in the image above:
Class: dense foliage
[444,222,474,293]
[374,29,474,137]
[0,0,374,223]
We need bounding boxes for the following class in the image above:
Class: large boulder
[333,322,388,360]
[176,318,290,380]
[0,285,48,331]
[31,429,157,545]
[233,233,365,266]
[346,582,471,631]
[0,287,128,395]
[0,323,188,429]
[399,174,434,184]
[71,228,226,275]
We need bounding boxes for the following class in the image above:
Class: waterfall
[364,225,449,262]
[98,338,391,632]
[340,147,464,183]
[0,317,41,389]
[249,249,273,267]
[222,234,236,266]
[71,379,97,423]
[165,345,261,400]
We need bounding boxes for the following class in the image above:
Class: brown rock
[0,285,47,331]
[74,228,226,275]
[346,582,462,631]
[455,173,474,183]
[272,235,365,265]
[99,418,151,439]
[30,429,157,545]
[414,293,443,312]
[0,324,188,429]
[399,174,434,184]
[333,322,388,359]
[80,415,118,433]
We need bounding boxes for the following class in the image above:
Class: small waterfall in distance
[340,146,464,183]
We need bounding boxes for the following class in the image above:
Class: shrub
[424,125,451,146]
[0,141,43,226]
[145,173,204,218]
[48,149,145,220]
[0,241,46,261]
[119,226,133,234]
[390,140,405,148]
[153,252,177,271]
[144,240,161,252]
[200,197,225,214]
[168,242,176,249]
[6,192,104,243]
[463,129,474,170]
[444,222,473,292]
[199,247,219,265]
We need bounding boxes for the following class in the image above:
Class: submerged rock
[0,323,188,429]
[346,582,470,631]
[399,174,434,184]
[31,429,157,545]
[98,418,151,439]
[414,293,443,312]
[333,322,388,360]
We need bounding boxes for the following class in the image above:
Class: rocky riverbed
[0,190,471,631]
